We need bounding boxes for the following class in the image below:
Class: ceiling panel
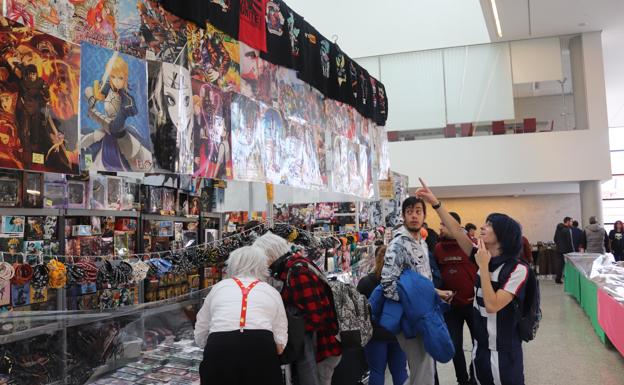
[481,0,531,41]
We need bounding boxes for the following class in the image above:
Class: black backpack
[501,260,542,342]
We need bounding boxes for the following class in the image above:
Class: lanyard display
[232,277,260,332]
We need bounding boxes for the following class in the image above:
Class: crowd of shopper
[193,178,545,385]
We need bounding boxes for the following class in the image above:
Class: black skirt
[200,329,283,385]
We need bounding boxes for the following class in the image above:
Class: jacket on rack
[369,269,455,363]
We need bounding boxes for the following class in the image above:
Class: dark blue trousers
[364,339,408,385]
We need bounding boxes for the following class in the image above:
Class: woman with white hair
[194,246,288,385]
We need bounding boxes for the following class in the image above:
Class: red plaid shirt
[280,254,342,362]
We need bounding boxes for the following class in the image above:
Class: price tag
[32,153,44,164]
[84,154,93,168]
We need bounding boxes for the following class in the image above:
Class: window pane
[602,176,624,199]
[611,151,624,174]
[603,199,624,224]
[610,127,624,151]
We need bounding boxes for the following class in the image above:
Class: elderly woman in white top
[194,246,288,385]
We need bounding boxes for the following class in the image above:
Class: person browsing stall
[416,178,529,385]
[194,246,288,385]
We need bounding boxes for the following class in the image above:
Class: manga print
[260,106,284,185]
[187,22,240,92]
[240,42,277,105]
[5,0,76,42]
[230,94,264,182]
[192,79,232,180]
[80,42,152,172]
[72,0,119,50]
[0,16,80,174]
[148,60,194,174]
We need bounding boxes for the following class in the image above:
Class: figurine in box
[43,182,66,208]
[189,196,201,216]
[100,237,114,256]
[107,176,123,210]
[23,172,43,208]
[90,174,108,210]
[161,188,176,215]
[0,172,20,207]
[67,180,87,209]
[123,180,141,211]
[147,186,162,214]
[178,192,189,216]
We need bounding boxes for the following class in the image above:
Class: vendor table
[564,254,606,344]
[598,287,624,357]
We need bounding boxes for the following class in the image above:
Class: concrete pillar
[579,180,603,227]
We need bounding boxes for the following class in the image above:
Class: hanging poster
[304,87,325,126]
[0,16,80,173]
[230,94,265,182]
[80,42,152,172]
[192,79,232,180]
[116,0,147,58]
[347,141,362,194]
[148,61,194,174]
[301,125,324,189]
[240,43,277,105]
[5,0,76,41]
[261,107,285,185]
[376,125,391,180]
[276,67,306,124]
[281,121,304,188]
[324,99,354,140]
[187,22,240,92]
[359,144,373,199]
[331,135,348,194]
[72,0,119,49]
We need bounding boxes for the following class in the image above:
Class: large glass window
[611,151,624,175]
[609,127,624,151]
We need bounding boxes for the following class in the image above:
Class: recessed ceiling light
[490,0,503,38]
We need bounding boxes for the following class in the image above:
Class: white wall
[390,32,611,189]
[425,194,581,243]
[514,94,576,131]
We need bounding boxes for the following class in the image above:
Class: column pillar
[579,180,603,227]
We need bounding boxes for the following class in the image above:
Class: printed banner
[147,61,194,174]
[188,22,240,92]
[0,16,80,173]
[80,42,152,172]
[261,107,285,185]
[276,67,306,124]
[240,42,277,105]
[192,79,232,180]
[5,0,76,42]
[230,94,264,182]
[72,0,119,49]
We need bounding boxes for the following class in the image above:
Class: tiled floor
[386,280,624,385]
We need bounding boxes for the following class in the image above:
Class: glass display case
[0,289,209,385]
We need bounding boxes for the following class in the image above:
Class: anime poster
[192,79,232,180]
[331,135,348,194]
[347,141,362,195]
[187,22,240,92]
[273,203,288,222]
[301,125,324,189]
[80,42,153,172]
[374,125,390,180]
[276,67,307,124]
[5,0,76,41]
[281,121,304,188]
[240,43,277,105]
[230,94,264,182]
[356,113,371,147]
[304,87,325,126]
[315,202,334,221]
[72,0,119,49]
[359,143,373,199]
[261,107,285,185]
[325,99,355,140]
[0,16,80,173]
[118,0,188,65]
[147,61,193,174]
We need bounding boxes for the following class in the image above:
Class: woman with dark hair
[609,220,624,262]
[357,245,408,385]
[417,178,528,385]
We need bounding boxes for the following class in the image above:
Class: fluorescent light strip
[490,0,503,38]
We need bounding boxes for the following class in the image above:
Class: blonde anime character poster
[147,60,194,174]
[0,16,80,173]
[230,94,264,182]
[192,78,232,180]
[80,42,152,172]
[187,22,240,92]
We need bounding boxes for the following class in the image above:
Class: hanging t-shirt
[206,0,240,39]
[329,45,354,105]
[260,0,296,69]
[355,66,373,119]
[239,0,268,52]
[296,22,331,95]
[158,0,209,27]
[375,81,388,126]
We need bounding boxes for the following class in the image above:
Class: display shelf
[0,320,63,345]
[65,209,141,218]
[142,214,199,222]
[0,207,62,217]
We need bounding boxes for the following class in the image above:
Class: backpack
[328,279,373,349]
[501,259,542,342]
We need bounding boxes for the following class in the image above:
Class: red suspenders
[232,277,260,332]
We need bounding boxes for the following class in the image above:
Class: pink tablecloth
[597,288,624,357]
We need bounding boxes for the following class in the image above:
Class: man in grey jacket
[581,216,610,254]
[381,196,453,385]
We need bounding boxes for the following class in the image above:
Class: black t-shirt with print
[206,0,240,39]
[261,4,304,70]
[329,44,354,105]
[375,81,388,126]
[296,22,334,96]
[158,0,209,27]
[260,0,292,67]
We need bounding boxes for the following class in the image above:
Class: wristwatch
[432,201,442,210]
